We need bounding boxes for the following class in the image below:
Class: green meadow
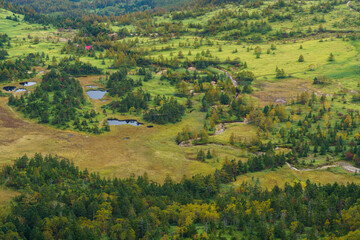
[1,0,360,188]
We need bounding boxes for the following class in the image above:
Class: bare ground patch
[252,78,320,106]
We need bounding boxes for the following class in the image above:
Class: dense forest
[1,154,360,239]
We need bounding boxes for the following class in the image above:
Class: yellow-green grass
[0,8,115,75]
[297,154,341,168]
[124,1,356,35]
[0,94,252,183]
[76,74,187,114]
[110,24,136,33]
[136,75,179,98]
[211,122,257,145]
[0,9,71,50]
[143,37,358,86]
[251,77,318,106]
[0,187,18,206]
[1,4,360,186]
[0,73,214,184]
[268,3,359,32]
[0,9,57,38]
[230,165,360,190]
[129,30,359,97]
[0,187,18,218]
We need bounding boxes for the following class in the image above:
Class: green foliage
[313,75,330,85]
[5,0,156,16]
[8,70,104,134]
[0,49,8,60]
[1,154,360,239]
[0,33,10,48]
[275,66,286,79]
[0,53,42,82]
[106,69,139,97]
[108,89,150,113]
[254,46,262,58]
[236,70,256,83]
[55,58,102,76]
[298,54,304,62]
[144,97,185,124]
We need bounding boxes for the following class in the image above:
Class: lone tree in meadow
[275,66,286,79]
[33,36,40,44]
[328,53,335,62]
[298,54,304,62]
[254,46,262,58]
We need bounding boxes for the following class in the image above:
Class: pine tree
[254,46,262,58]
[206,149,212,159]
[186,97,193,109]
[298,55,304,62]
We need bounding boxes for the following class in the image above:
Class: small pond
[15,89,26,92]
[3,86,16,92]
[107,119,143,126]
[87,90,107,99]
[20,82,37,87]
[86,85,98,88]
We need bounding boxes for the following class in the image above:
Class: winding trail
[218,68,238,87]
[347,1,360,13]
[286,162,360,174]
[338,161,360,173]
[179,120,360,174]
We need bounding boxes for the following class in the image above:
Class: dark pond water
[87,90,107,99]
[107,119,143,126]
[20,82,37,87]
[15,89,26,92]
[3,86,16,92]
[147,125,154,128]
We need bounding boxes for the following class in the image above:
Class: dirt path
[286,162,360,173]
[215,123,226,135]
[347,1,360,13]
[218,69,238,87]
[338,161,360,173]
[98,116,106,128]
[178,120,247,147]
